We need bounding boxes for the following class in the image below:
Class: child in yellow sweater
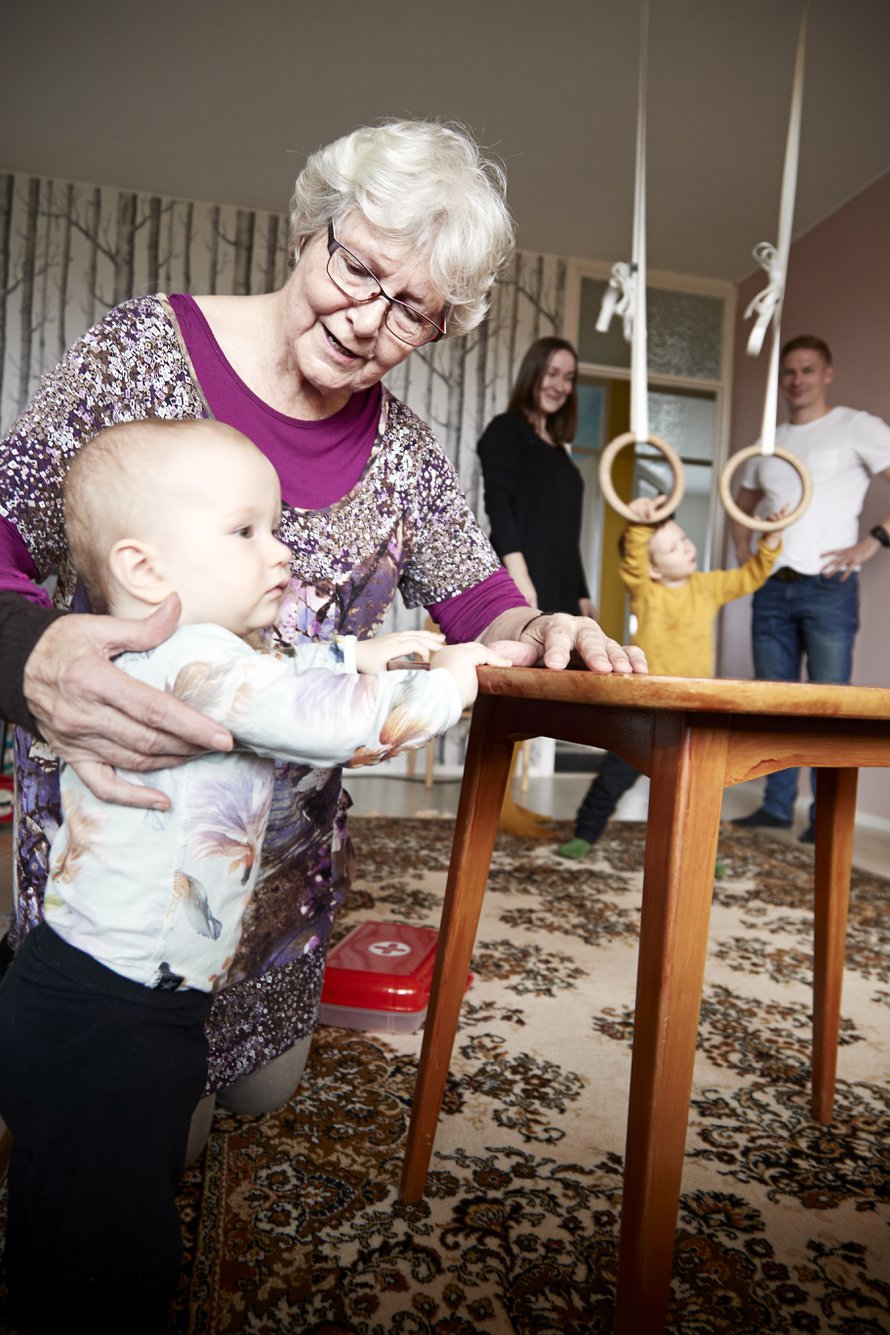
[557,493,786,858]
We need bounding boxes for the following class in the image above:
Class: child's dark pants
[574,751,641,844]
[0,923,212,1334]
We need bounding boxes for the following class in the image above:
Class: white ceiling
[3,0,889,283]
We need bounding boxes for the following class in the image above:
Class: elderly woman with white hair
[0,120,646,1152]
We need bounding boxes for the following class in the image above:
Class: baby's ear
[108,539,170,606]
[647,560,663,582]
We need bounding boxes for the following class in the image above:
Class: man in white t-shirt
[729,335,890,840]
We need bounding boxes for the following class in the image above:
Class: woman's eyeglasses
[326,224,446,347]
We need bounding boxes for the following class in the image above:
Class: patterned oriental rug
[160,815,890,1335]
[6,816,886,1333]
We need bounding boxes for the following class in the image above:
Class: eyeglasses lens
[326,245,440,347]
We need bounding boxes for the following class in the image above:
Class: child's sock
[557,836,593,860]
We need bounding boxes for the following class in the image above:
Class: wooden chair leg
[519,738,531,794]
[498,743,552,840]
[811,766,857,1122]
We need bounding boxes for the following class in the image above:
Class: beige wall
[720,171,890,822]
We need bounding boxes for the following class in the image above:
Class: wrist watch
[869,524,890,548]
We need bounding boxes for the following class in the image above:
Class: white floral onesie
[44,624,462,992]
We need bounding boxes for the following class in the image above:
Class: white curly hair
[288,120,515,338]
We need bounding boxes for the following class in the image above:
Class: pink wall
[721,171,890,823]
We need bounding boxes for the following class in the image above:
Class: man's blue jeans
[751,571,860,822]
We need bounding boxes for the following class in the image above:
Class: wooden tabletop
[475,666,890,721]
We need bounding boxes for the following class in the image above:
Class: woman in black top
[477,337,594,616]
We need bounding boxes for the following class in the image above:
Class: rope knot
[744,241,787,357]
[596,260,637,341]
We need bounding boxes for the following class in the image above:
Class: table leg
[811,766,858,1122]
[614,714,729,1335]
[400,694,515,1203]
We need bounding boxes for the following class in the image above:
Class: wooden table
[398,669,890,1333]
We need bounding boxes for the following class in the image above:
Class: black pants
[0,929,14,980]
[0,924,212,1334]
[574,752,640,843]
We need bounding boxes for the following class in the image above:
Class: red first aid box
[319,920,472,1034]
[0,775,13,825]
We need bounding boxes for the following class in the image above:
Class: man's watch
[870,524,890,548]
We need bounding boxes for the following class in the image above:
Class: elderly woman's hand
[483,609,648,675]
[23,595,233,808]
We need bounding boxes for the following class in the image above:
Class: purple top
[0,518,52,605]
[428,566,520,642]
[168,294,380,510]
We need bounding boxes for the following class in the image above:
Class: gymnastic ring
[598,432,685,522]
[718,444,813,532]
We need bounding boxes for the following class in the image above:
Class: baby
[0,418,508,1334]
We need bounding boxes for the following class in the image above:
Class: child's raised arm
[627,493,669,524]
[762,503,791,549]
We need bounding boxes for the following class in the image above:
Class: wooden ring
[598,432,685,521]
[719,444,813,531]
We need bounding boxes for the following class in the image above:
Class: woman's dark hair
[507,336,578,447]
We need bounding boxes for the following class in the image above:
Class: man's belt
[771,567,802,582]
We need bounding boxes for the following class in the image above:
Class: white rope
[746,2,809,455]
[597,0,649,443]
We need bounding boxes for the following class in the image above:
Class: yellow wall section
[597,380,633,641]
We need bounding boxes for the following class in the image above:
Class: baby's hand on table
[356,630,445,675]
[429,642,512,710]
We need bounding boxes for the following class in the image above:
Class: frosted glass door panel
[578,279,723,381]
[578,280,630,368]
[647,290,723,380]
[647,390,717,461]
